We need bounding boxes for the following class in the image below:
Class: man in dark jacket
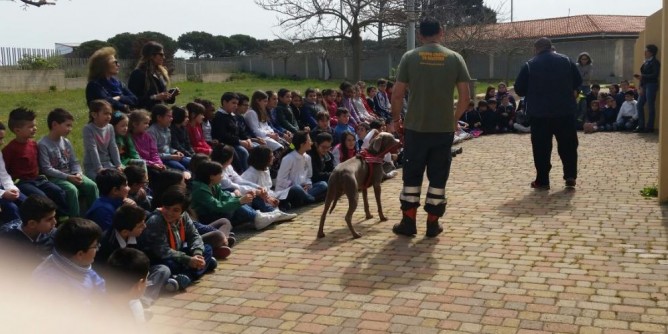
[514,37,582,190]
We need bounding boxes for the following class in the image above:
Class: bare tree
[254,0,405,81]
[15,0,55,7]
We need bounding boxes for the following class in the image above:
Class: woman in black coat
[127,41,179,110]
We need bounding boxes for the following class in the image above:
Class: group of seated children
[460,82,529,137]
[460,80,645,136]
[580,81,641,133]
[0,78,404,322]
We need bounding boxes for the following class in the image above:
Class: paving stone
[150,133,667,334]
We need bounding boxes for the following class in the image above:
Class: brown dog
[317,132,401,239]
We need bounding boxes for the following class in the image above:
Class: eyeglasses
[239,104,250,107]
[113,60,120,66]
[89,243,101,251]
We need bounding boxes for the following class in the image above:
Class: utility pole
[407,0,415,51]
[511,0,514,22]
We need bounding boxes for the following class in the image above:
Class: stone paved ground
[151,132,668,334]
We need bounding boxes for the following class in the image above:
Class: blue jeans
[252,196,275,212]
[161,244,214,281]
[17,177,69,216]
[281,182,328,209]
[0,192,27,224]
[227,204,257,227]
[232,145,249,173]
[162,157,191,171]
[637,82,658,130]
[143,264,171,306]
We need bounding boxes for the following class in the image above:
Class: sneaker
[393,215,417,237]
[384,170,398,180]
[254,210,275,230]
[213,246,232,260]
[164,277,179,292]
[227,236,236,248]
[565,178,576,188]
[206,258,218,272]
[425,221,444,238]
[273,210,298,223]
[530,181,550,190]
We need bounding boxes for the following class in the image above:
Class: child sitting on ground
[95,205,174,302]
[130,110,167,181]
[333,108,356,146]
[32,218,105,303]
[170,106,195,160]
[310,111,334,140]
[333,131,358,166]
[140,186,217,290]
[112,111,146,170]
[148,105,191,173]
[275,131,328,206]
[600,96,618,131]
[86,168,135,232]
[210,145,294,220]
[185,102,213,155]
[39,108,99,217]
[83,100,123,180]
[103,248,151,323]
[0,121,25,224]
[0,195,56,264]
[584,100,603,133]
[123,165,152,212]
[191,161,287,232]
[2,108,69,217]
[616,90,638,131]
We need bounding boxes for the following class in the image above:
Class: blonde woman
[127,41,179,110]
[85,47,137,112]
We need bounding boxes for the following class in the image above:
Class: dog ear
[370,135,383,153]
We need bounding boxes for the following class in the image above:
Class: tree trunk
[378,22,383,43]
[351,27,363,81]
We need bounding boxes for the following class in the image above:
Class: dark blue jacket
[86,77,138,112]
[514,50,582,118]
[85,196,124,233]
[640,57,661,86]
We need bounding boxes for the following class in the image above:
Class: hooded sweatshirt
[577,52,593,84]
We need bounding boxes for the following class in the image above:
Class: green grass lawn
[0,74,496,158]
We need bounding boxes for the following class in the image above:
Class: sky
[0,0,663,50]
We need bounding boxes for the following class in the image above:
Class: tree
[262,39,296,75]
[107,33,138,59]
[420,0,497,27]
[177,31,216,59]
[229,34,261,55]
[76,40,113,58]
[255,0,405,81]
[16,0,55,7]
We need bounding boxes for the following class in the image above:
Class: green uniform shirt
[396,43,471,132]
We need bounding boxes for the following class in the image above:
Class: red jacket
[1,139,39,181]
[186,124,212,155]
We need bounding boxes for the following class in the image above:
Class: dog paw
[365,214,373,219]
[352,232,362,239]
[317,232,326,239]
[379,215,388,222]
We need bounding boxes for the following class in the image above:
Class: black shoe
[425,221,443,238]
[530,181,550,190]
[393,216,417,237]
[227,236,236,248]
[633,126,645,133]
[565,178,576,188]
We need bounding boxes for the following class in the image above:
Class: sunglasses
[113,60,120,66]
[154,52,165,57]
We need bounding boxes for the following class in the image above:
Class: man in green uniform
[391,17,471,238]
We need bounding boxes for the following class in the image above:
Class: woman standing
[634,44,661,133]
[85,47,137,112]
[128,41,179,110]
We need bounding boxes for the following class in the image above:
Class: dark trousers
[17,177,69,216]
[162,244,214,281]
[399,130,453,217]
[530,115,579,185]
[0,192,27,224]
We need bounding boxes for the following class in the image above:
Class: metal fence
[0,47,58,66]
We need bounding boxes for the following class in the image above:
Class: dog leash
[356,142,401,189]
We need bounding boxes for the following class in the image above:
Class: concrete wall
[652,3,667,202]
[635,10,663,132]
[0,69,66,92]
